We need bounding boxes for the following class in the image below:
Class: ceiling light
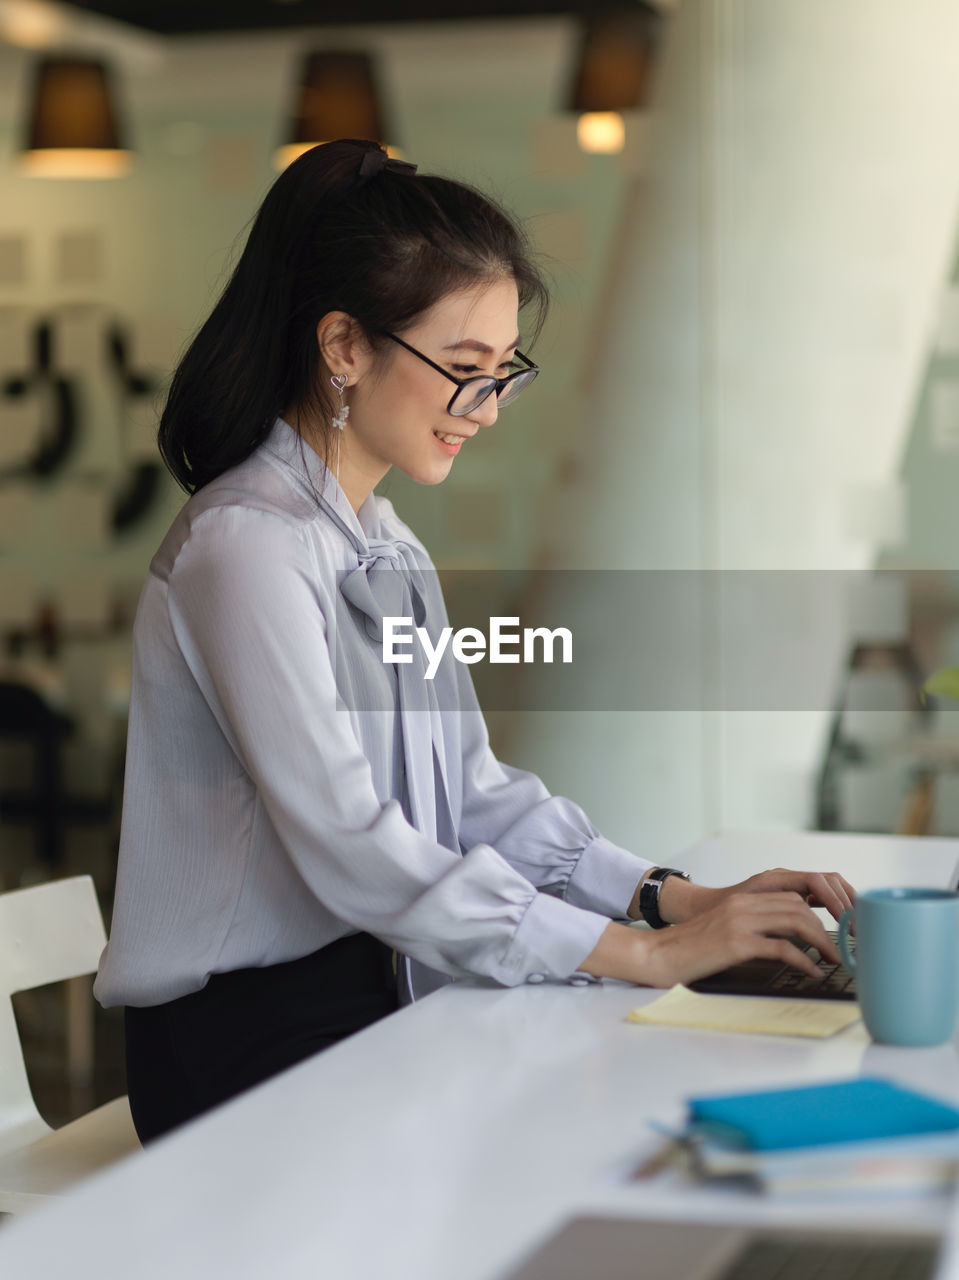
[0,0,65,48]
[0,0,162,68]
[19,55,132,178]
[275,50,393,172]
[569,8,662,155]
[576,112,626,155]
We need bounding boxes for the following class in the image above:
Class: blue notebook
[687,1077,959,1152]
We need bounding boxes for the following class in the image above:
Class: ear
[316,311,374,385]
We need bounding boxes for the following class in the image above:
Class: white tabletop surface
[2,829,959,1279]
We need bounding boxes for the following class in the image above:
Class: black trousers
[124,932,398,1143]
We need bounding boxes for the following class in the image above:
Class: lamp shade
[276,50,388,170]
[20,55,131,177]
[568,8,662,153]
[569,10,661,115]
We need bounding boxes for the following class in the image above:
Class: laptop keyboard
[765,929,856,999]
[721,1238,938,1280]
[690,930,857,1001]
[766,955,856,999]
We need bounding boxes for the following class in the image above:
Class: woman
[95,139,854,1143]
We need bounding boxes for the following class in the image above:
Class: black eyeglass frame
[380,331,539,418]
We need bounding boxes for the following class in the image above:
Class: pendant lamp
[20,55,132,178]
[275,50,393,171]
[569,8,662,154]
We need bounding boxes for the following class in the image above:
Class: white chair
[0,875,140,1213]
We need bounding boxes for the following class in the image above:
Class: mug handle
[838,907,856,974]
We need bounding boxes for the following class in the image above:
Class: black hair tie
[355,148,418,187]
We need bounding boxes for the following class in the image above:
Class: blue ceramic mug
[838,888,959,1047]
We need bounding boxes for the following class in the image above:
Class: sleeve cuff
[565,836,654,920]
[494,891,612,986]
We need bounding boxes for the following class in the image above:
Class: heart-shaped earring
[330,373,350,431]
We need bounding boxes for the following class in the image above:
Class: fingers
[743,868,856,921]
[721,892,841,966]
[800,871,856,921]
[750,935,824,980]
[785,908,842,966]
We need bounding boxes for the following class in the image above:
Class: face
[332,277,521,510]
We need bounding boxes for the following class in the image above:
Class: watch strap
[638,867,691,929]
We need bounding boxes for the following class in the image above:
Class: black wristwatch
[638,867,691,929]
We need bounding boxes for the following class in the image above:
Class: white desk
[2,830,959,1280]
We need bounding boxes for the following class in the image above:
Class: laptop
[497,1214,944,1280]
[687,860,959,1002]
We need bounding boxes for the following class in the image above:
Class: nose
[464,390,499,430]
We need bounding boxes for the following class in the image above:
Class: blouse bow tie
[337,536,461,1005]
[338,539,428,645]
[337,538,459,853]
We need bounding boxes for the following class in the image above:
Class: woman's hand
[582,889,843,989]
[638,890,843,988]
[652,866,856,926]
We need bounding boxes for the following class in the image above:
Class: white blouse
[94,418,652,1008]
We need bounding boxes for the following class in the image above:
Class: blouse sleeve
[451,648,653,921]
[166,505,612,986]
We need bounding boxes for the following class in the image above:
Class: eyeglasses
[381,331,539,418]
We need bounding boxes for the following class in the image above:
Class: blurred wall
[514,0,959,858]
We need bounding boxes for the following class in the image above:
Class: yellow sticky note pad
[626,985,862,1039]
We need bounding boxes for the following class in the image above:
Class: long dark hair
[158,138,550,493]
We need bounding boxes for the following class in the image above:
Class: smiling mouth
[433,430,472,444]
